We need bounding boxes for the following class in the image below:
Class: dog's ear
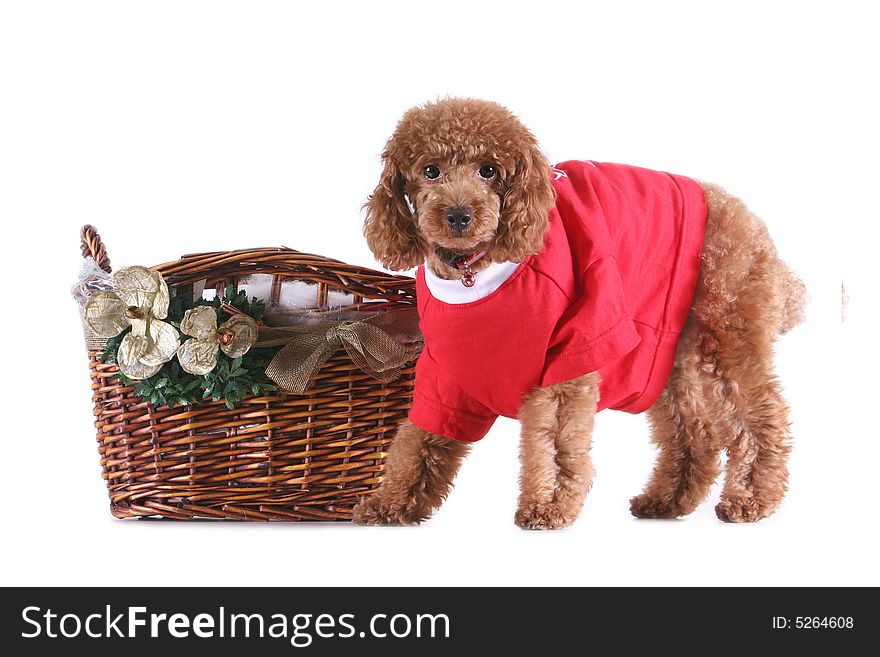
[494,141,556,262]
[363,154,426,271]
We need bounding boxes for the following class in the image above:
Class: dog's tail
[776,261,806,335]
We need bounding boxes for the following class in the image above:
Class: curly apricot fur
[357,98,805,528]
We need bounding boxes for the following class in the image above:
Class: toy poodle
[353,97,805,528]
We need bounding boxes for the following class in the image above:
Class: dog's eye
[478,164,497,180]
[424,165,441,180]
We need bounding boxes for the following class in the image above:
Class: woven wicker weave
[79,225,418,521]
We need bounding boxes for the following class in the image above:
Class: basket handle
[80,225,111,273]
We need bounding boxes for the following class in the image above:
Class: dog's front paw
[352,496,421,526]
[629,494,685,519]
[514,502,576,530]
[715,496,779,523]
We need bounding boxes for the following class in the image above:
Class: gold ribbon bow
[254,311,421,394]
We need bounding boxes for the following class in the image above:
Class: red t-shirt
[408,160,707,443]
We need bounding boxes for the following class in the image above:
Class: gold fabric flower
[83,266,180,379]
[177,306,258,375]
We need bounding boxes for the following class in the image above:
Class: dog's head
[364,98,556,272]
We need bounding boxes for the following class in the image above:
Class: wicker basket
[79,225,418,521]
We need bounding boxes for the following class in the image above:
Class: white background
[1,1,876,587]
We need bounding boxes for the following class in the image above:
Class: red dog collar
[436,249,487,287]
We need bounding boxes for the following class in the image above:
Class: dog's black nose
[444,207,472,231]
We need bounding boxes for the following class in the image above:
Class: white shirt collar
[423,260,521,304]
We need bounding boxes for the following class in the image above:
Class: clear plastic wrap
[232,274,360,326]
[71,256,113,306]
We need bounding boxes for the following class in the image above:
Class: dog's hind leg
[630,318,726,519]
[515,373,600,530]
[714,371,792,523]
[677,182,799,523]
[352,421,470,525]
[708,276,795,523]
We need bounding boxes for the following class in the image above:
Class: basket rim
[80,225,415,297]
